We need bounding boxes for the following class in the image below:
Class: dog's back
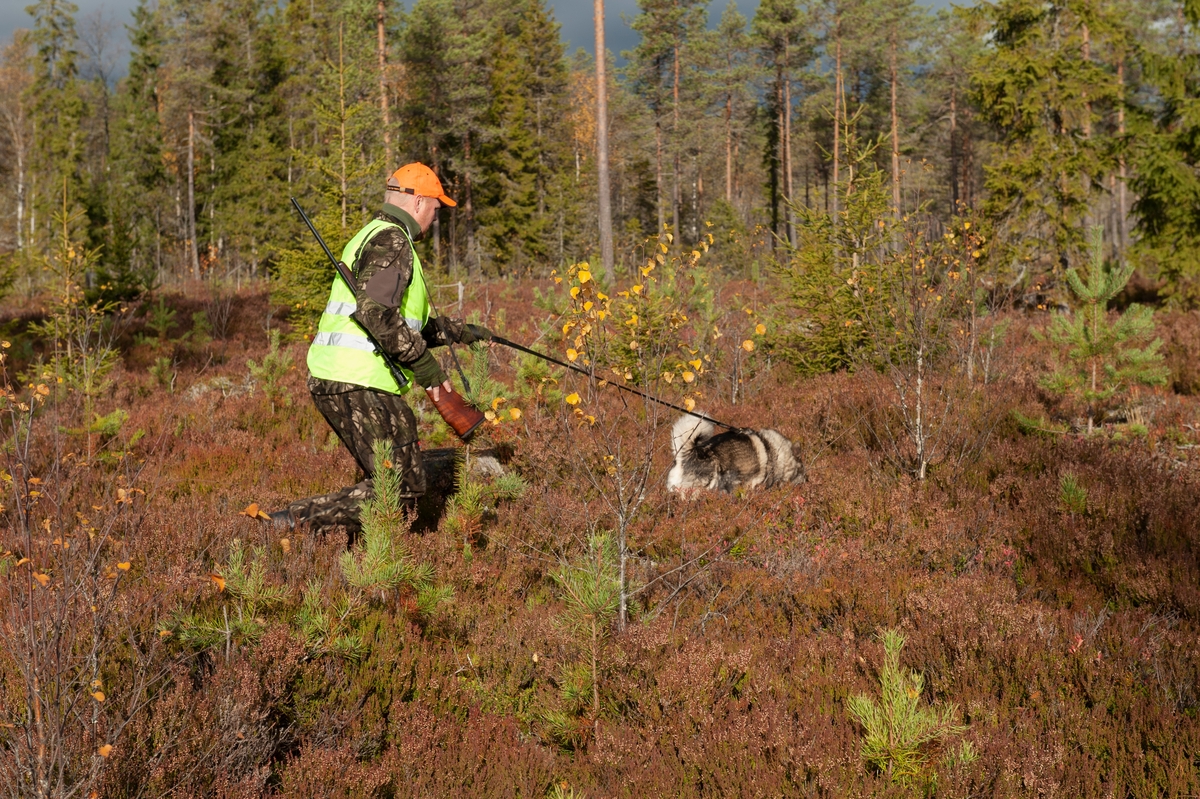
[667,413,803,494]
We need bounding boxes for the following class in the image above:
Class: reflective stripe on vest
[311,331,376,353]
[306,218,432,394]
[323,299,424,331]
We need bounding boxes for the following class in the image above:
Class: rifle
[290,197,485,442]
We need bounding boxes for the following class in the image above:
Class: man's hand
[439,318,492,345]
[410,349,448,389]
[456,323,492,344]
[428,379,454,402]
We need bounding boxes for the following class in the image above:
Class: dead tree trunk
[187,109,199,279]
[376,0,392,169]
[595,0,615,280]
[672,43,681,240]
[889,30,901,220]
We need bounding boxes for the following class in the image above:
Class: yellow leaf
[659,242,668,253]
[484,410,496,421]
[570,286,580,299]
[117,562,131,571]
[566,348,579,362]
[662,372,674,383]
[689,359,702,370]
[33,572,50,587]
[630,284,642,295]
[92,691,106,702]
[684,398,696,411]
[597,292,609,301]
[596,310,607,321]
[280,538,291,554]
[159,629,171,638]
[16,557,30,567]
[565,393,581,406]
[683,372,695,383]
[755,323,766,335]
[577,269,592,284]
[583,301,593,312]
[28,477,42,485]
[210,574,226,592]
[97,744,113,758]
[626,314,638,326]
[509,408,522,420]
[629,340,639,350]
[641,264,654,277]
[491,396,507,410]
[240,503,261,518]
[742,340,755,352]
[655,253,665,265]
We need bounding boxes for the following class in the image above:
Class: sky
[1,0,957,78]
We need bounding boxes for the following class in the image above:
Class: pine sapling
[247,329,294,414]
[848,628,968,786]
[1041,228,1168,434]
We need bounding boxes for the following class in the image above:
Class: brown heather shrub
[4,286,1200,798]
[1157,310,1200,395]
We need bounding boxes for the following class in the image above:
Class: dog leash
[489,334,737,431]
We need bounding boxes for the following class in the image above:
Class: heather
[2,279,1198,798]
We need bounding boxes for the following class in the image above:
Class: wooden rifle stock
[289,197,485,442]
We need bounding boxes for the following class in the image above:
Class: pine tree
[627,0,708,243]
[1041,228,1168,434]
[752,0,809,248]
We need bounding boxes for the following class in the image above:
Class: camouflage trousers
[284,387,426,530]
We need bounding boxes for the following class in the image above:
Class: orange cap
[387,163,456,207]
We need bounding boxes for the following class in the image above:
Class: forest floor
[2,281,1199,798]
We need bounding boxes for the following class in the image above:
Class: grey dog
[666,414,804,494]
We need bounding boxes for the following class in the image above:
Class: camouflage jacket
[310,203,461,395]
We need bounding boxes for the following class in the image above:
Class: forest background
[3,0,1200,306]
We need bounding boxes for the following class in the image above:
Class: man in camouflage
[271,163,489,530]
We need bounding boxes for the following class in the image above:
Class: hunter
[270,163,490,530]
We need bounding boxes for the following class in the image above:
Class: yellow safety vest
[306,218,431,394]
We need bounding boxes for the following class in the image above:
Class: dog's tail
[671,413,713,455]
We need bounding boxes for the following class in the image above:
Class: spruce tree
[1129,0,1200,306]
[1041,228,1168,434]
[25,0,85,251]
[969,0,1124,279]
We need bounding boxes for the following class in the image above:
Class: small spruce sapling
[1041,228,1168,434]
[547,534,621,747]
[847,628,970,786]
[246,329,294,414]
